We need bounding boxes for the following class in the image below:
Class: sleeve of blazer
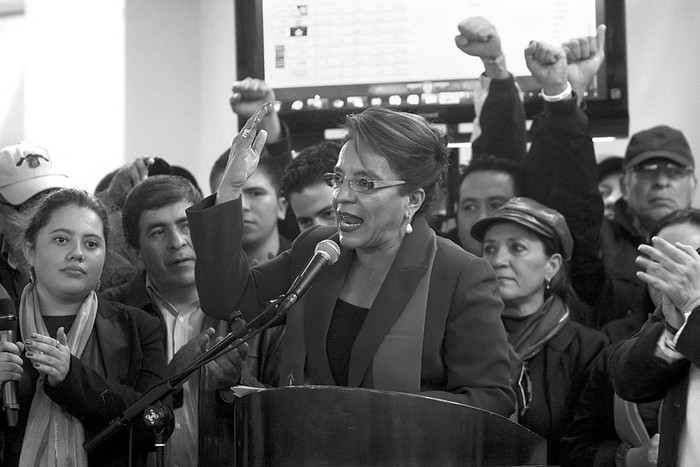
[471,74,527,163]
[610,315,689,403]
[676,308,700,367]
[44,305,167,428]
[526,98,605,318]
[423,245,515,417]
[188,195,322,322]
[188,196,295,321]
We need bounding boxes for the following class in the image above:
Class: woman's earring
[405,213,413,234]
[545,277,551,292]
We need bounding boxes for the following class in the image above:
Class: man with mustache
[103,175,282,466]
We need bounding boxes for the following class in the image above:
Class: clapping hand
[637,237,700,327]
[207,338,249,389]
[25,327,70,386]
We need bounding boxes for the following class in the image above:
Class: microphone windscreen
[315,239,341,265]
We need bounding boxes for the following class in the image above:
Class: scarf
[18,284,99,467]
[506,294,569,417]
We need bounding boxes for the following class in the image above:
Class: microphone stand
[83,292,295,459]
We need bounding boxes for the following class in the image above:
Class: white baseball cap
[0,142,72,205]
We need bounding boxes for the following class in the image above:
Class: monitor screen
[236,0,628,147]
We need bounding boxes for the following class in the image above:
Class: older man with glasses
[598,125,697,337]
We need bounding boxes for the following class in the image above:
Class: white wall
[595,0,700,205]
[124,0,236,195]
[0,12,25,148]
[24,0,125,191]
[2,0,700,200]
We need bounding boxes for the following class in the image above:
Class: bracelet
[542,81,572,102]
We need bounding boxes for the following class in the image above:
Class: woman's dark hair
[24,188,110,248]
[651,208,700,237]
[534,228,591,323]
[538,233,570,299]
[122,175,202,249]
[342,107,450,217]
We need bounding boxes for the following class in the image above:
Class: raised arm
[455,17,526,162]
[524,33,606,316]
[189,103,301,322]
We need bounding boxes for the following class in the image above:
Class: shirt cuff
[656,329,685,362]
[542,81,573,102]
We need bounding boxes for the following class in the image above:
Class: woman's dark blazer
[1,297,167,467]
[187,196,515,417]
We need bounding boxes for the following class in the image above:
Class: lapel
[92,298,130,381]
[543,321,575,400]
[347,217,432,387]
[121,272,152,309]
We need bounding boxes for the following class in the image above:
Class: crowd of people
[0,15,697,467]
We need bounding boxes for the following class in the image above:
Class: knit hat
[0,143,72,205]
[624,125,693,169]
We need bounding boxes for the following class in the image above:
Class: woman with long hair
[0,188,166,466]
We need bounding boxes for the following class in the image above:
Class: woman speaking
[188,103,514,416]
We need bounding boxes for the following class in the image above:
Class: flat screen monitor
[235,0,628,148]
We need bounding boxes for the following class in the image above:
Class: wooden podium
[228,385,546,466]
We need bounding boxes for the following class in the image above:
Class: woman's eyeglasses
[324,172,406,193]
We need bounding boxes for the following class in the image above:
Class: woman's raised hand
[216,102,271,204]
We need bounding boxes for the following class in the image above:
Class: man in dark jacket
[597,126,696,332]
[102,175,283,466]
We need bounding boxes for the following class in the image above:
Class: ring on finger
[55,340,61,350]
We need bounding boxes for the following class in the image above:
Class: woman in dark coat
[188,103,515,416]
[0,189,166,466]
[471,196,608,464]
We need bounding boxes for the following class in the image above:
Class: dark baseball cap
[624,125,693,170]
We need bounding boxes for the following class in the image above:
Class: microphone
[282,239,341,308]
[0,298,19,426]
